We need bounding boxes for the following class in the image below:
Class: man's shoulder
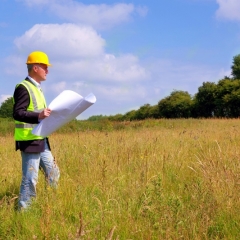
[15,83,27,91]
[14,83,29,99]
[15,78,33,90]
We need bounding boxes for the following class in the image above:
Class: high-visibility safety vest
[14,80,47,141]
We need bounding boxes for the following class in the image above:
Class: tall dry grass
[0,119,240,239]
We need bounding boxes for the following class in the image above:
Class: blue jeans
[18,139,60,209]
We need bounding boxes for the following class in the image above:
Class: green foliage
[121,110,136,121]
[87,114,108,121]
[108,113,124,121]
[214,78,240,117]
[133,104,152,120]
[0,97,13,119]
[158,90,193,118]
[193,82,217,117]
[231,54,240,79]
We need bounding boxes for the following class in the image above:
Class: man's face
[34,64,48,82]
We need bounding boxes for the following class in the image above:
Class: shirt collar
[27,76,41,88]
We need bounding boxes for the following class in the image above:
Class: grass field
[0,119,240,239]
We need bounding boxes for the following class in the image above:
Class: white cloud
[5,55,26,77]
[145,58,224,97]
[47,53,149,87]
[17,0,146,30]
[51,2,135,30]
[216,0,240,21]
[14,24,105,59]
[96,84,146,100]
[12,23,148,83]
[47,81,66,94]
[91,54,149,82]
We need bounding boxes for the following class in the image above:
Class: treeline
[88,54,240,121]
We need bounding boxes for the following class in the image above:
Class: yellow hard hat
[26,51,51,66]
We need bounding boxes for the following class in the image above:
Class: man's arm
[13,85,39,123]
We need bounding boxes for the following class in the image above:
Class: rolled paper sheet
[32,90,96,137]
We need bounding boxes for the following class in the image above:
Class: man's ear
[33,65,38,72]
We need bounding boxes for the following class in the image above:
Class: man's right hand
[38,108,52,119]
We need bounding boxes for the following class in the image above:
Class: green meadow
[0,119,240,239]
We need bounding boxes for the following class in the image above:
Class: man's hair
[27,64,34,73]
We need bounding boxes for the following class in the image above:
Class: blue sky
[1,0,240,119]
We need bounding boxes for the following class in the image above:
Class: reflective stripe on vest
[15,123,37,129]
[22,80,39,111]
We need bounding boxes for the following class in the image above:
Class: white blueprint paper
[32,90,96,137]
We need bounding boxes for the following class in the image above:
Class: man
[13,51,60,210]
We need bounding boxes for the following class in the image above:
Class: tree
[134,104,152,120]
[148,105,159,119]
[87,115,108,121]
[231,54,240,79]
[158,90,193,118]
[0,97,13,119]
[214,78,240,117]
[123,110,137,121]
[193,82,217,118]
[108,114,124,121]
